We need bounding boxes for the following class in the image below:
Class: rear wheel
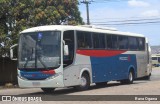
[121,71,134,84]
[76,73,90,91]
[128,71,134,83]
[41,88,55,93]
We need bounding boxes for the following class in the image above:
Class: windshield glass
[152,57,157,60]
[18,31,61,69]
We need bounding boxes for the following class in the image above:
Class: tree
[0,0,84,57]
[0,0,13,57]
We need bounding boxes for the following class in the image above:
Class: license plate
[32,82,40,86]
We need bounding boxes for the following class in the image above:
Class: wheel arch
[128,65,137,78]
[79,68,92,84]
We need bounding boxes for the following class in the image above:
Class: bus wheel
[76,73,90,91]
[41,88,55,93]
[121,71,134,84]
[127,71,134,84]
[96,82,107,87]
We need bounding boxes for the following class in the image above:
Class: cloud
[128,0,150,7]
[141,10,160,17]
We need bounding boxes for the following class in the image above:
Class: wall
[0,57,17,85]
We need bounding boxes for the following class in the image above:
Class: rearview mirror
[64,45,69,56]
[10,44,18,60]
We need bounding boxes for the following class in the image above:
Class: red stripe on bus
[41,70,55,75]
[76,50,127,57]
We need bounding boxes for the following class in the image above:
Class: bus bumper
[18,75,64,88]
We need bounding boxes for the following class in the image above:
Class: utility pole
[81,0,92,25]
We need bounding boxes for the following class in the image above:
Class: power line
[91,18,160,23]
[92,0,131,3]
[88,15,160,20]
[93,21,160,26]
[79,0,160,26]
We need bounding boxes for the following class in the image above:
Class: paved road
[0,67,160,104]
[150,67,160,81]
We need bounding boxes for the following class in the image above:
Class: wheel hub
[81,76,87,86]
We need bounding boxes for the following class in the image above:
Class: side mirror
[10,44,18,60]
[64,45,69,56]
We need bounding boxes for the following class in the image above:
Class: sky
[78,0,160,46]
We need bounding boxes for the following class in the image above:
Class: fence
[0,57,17,85]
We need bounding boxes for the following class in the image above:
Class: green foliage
[0,0,83,57]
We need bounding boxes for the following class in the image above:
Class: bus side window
[93,33,105,49]
[99,33,105,49]
[77,31,92,49]
[128,37,139,51]
[106,34,118,50]
[93,33,99,48]
[118,36,128,50]
[112,35,118,49]
[138,38,145,51]
[77,32,84,48]
[106,34,112,49]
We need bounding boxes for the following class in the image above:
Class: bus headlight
[18,74,28,80]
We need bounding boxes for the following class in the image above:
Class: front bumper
[18,74,64,88]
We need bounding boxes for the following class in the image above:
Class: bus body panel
[76,50,138,83]
[63,54,92,86]
[124,51,149,77]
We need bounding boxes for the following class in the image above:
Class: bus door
[63,30,80,86]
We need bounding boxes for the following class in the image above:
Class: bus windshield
[152,57,157,60]
[18,31,61,69]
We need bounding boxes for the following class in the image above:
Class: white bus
[13,25,152,93]
[152,54,160,67]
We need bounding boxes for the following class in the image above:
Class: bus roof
[21,25,145,37]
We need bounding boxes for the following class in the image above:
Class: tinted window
[106,34,112,49]
[93,33,99,48]
[77,31,92,49]
[112,35,118,49]
[99,34,105,48]
[129,37,138,50]
[158,57,160,62]
[93,33,105,49]
[152,57,157,60]
[119,36,128,50]
[138,38,145,51]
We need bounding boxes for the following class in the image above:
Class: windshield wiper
[24,58,29,68]
[24,48,34,68]
[36,48,50,70]
[37,55,50,70]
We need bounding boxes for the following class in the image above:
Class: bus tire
[121,70,134,84]
[76,73,90,91]
[41,88,55,93]
[96,82,107,87]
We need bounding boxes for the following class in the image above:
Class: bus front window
[18,31,61,69]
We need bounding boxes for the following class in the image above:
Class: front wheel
[41,88,55,93]
[75,73,90,91]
